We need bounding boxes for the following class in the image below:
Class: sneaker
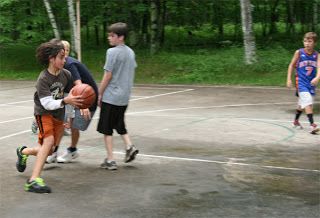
[16,146,28,172]
[293,120,303,129]
[310,123,320,134]
[24,177,51,193]
[100,159,117,170]
[46,152,57,164]
[31,120,38,134]
[57,149,79,163]
[125,145,139,163]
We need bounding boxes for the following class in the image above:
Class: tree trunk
[159,0,166,46]
[312,0,318,31]
[43,0,60,39]
[214,0,224,39]
[286,0,295,34]
[233,3,241,40]
[150,0,159,54]
[95,24,100,46]
[269,0,279,35]
[66,0,77,56]
[240,0,256,64]
[141,0,149,46]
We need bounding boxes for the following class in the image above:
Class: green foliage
[0,42,298,87]
[134,46,292,86]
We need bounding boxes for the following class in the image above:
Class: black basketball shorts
[97,102,128,136]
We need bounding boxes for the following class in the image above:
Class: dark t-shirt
[34,69,73,121]
[64,56,98,111]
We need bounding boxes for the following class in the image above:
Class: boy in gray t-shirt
[97,22,139,170]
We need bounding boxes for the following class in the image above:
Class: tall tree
[43,0,60,39]
[269,0,280,35]
[312,0,319,31]
[285,0,295,34]
[66,0,77,56]
[240,0,256,64]
[150,0,159,54]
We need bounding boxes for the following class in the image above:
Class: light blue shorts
[72,108,95,131]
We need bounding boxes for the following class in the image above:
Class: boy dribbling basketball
[15,40,82,193]
[287,32,320,134]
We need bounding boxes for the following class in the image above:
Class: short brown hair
[108,22,128,39]
[36,39,64,66]
[303,32,317,42]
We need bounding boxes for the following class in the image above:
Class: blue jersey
[295,48,318,95]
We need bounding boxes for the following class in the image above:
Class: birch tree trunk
[240,0,256,64]
[67,0,77,56]
[43,0,60,39]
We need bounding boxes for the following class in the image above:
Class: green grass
[0,43,298,86]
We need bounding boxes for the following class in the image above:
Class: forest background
[0,0,319,86]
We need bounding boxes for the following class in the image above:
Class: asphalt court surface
[0,81,319,218]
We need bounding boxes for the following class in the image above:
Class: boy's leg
[57,108,95,163]
[104,135,114,160]
[56,127,80,163]
[24,135,54,193]
[16,145,40,172]
[46,117,64,164]
[293,107,303,128]
[99,135,117,170]
[30,135,55,180]
[121,133,132,150]
[24,115,63,193]
[305,105,319,134]
[121,134,139,163]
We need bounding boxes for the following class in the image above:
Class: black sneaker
[16,146,28,172]
[125,145,139,163]
[24,177,51,193]
[100,159,117,170]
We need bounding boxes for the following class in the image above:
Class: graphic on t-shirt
[50,82,64,100]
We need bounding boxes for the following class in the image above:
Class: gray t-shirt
[34,69,73,121]
[102,44,137,106]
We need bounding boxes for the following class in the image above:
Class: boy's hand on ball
[64,94,83,108]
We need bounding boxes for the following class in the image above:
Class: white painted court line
[134,84,307,91]
[133,86,192,90]
[1,100,318,125]
[130,89,194,101]
[0,130,31,140]
[0,99,33,107]
[113,152,320,173]
[0,116,34,124]
[126,101,301,115]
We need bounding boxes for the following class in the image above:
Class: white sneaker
[57,149,79,163]
[46,152,57,164]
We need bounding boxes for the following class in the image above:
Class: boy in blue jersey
[287,32,320,134]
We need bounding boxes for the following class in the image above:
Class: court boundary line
[113,151,320,173]
[1,101,319,125]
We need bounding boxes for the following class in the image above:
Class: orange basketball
[71,84,96,109]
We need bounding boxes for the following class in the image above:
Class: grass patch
[0,43,296,86]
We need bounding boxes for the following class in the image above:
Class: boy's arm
[311,54,320,86]
[287,50,300,88]
[98,71,112,106]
